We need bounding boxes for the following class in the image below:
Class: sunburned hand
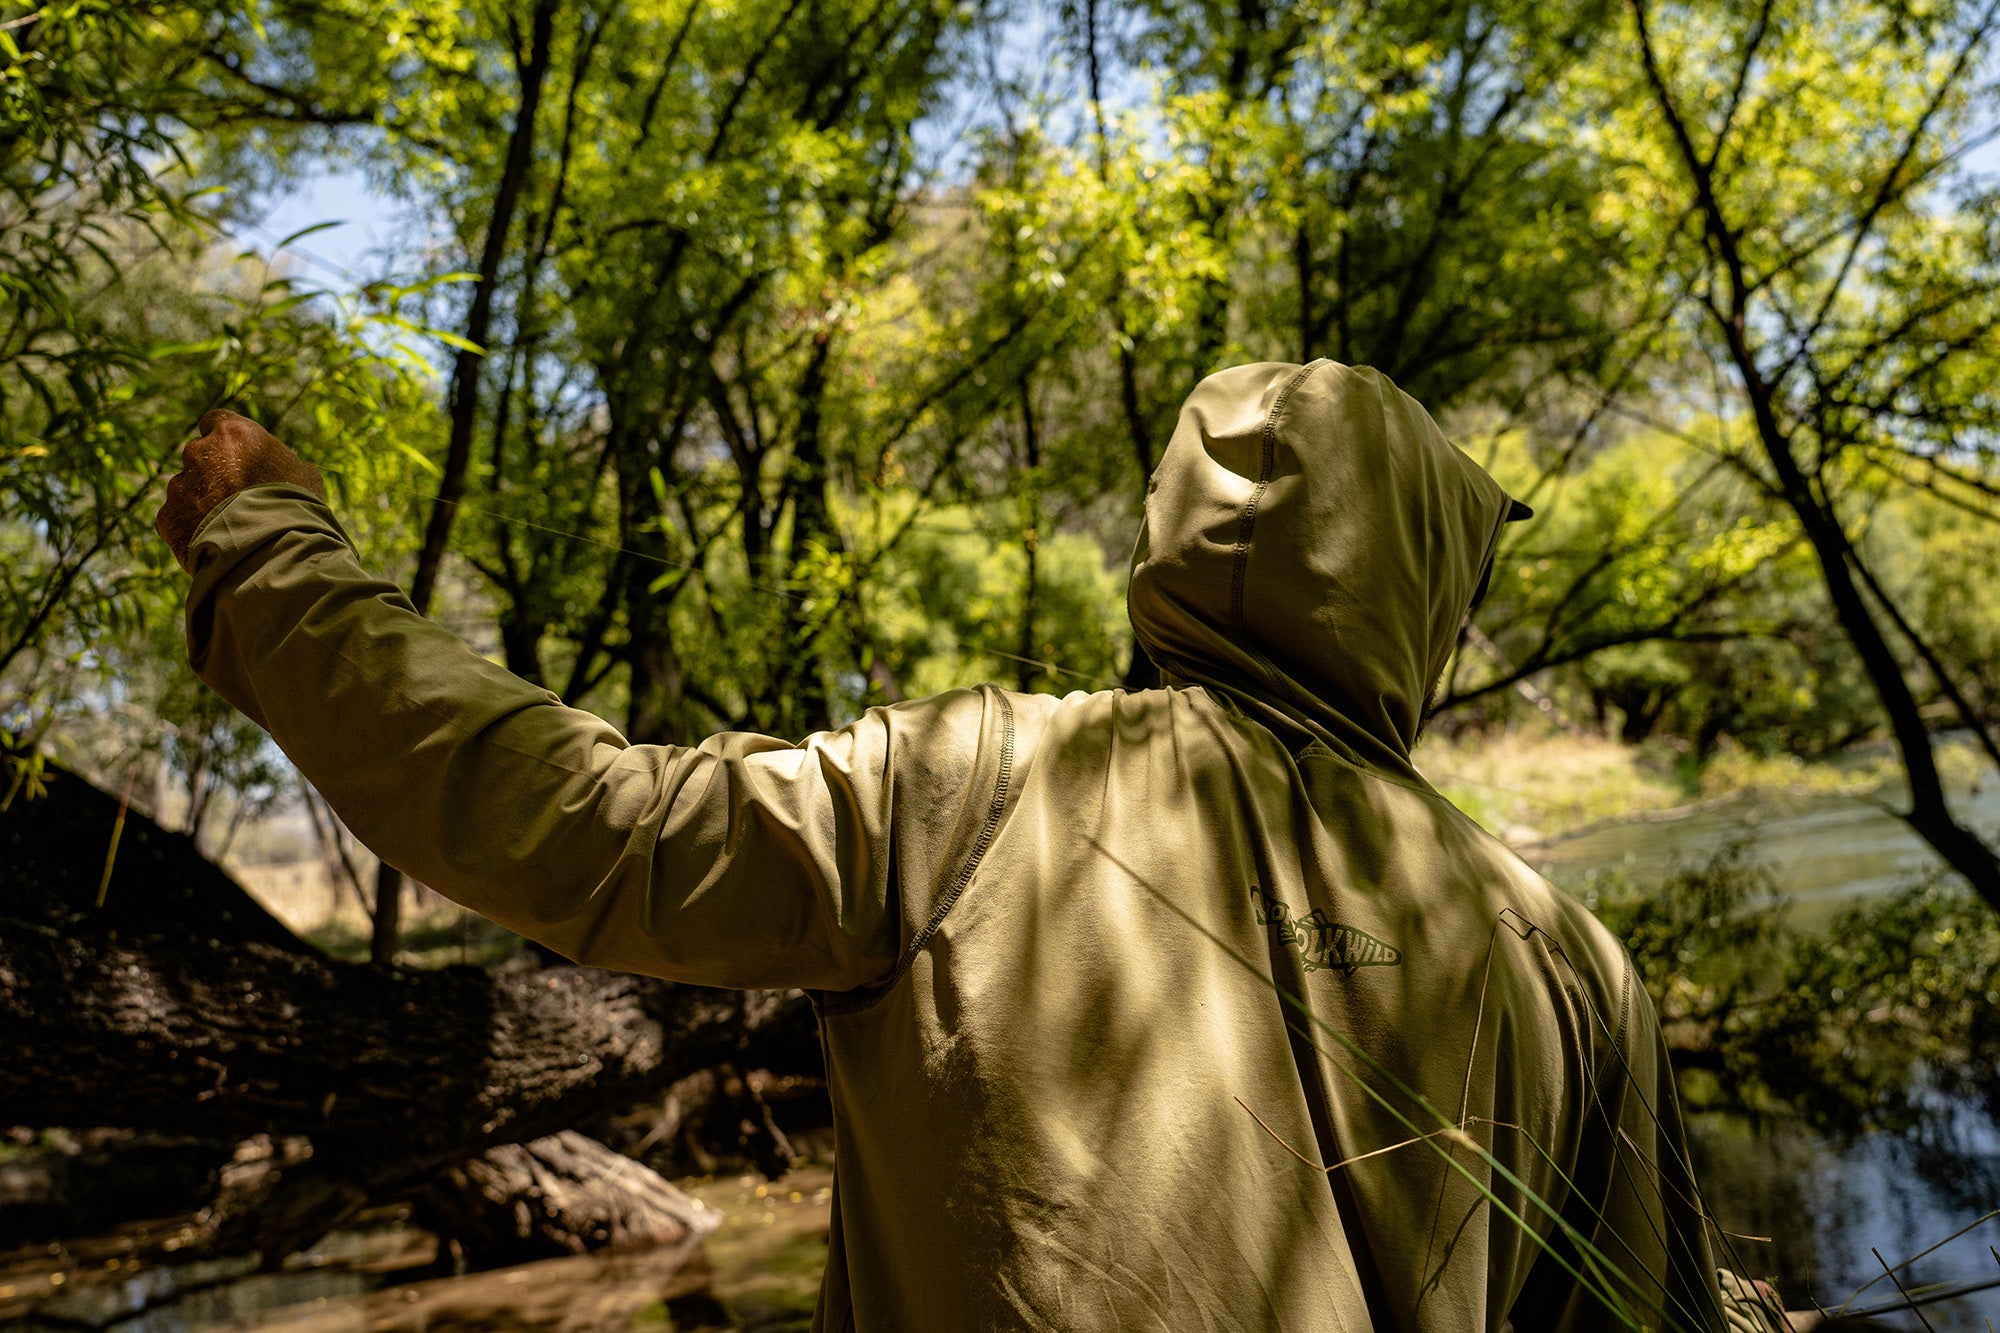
[156,409,327,572]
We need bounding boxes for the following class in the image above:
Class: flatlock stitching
[1228,359,1325,636]
[819,687,1017,1018]
[1612,960,1633,1054]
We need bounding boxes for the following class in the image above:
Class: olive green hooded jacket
[186,359,1723,1330]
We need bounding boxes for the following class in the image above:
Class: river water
[1531,779,2000,1330]
[1527,763,2000,919]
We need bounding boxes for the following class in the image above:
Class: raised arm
[156,412,999,993]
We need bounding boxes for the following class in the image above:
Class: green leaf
[149,337,229,358]
[276,220,348,249]
[426,328,486,354]
[394,439,441,476]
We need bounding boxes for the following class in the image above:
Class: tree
[988,0,1647,681]
[1608,0,2000,911]
[0,1,440,845]
[1440,428,1804,724]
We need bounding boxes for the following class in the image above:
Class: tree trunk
[1016,375,1041,694]
[626,592,693,746]
[774,335,838,735]
[369,857,403,967]
[414,1130,719,1268]
[379,0,561,969]
[406,0,558,620]
[1,763,300,948]
[1730,343,2000,915]
[498,605,548,687]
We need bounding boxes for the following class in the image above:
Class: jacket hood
[1127,360,1516,777]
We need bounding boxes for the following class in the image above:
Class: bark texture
[415,1130,720,1267]
[0,907,817,1174]
[0,765,820,1259]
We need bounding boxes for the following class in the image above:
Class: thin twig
[1839,1207,1999,1309]
[93,776,132,909]
[1874,1246,1941,1333]
[1233,1094,1486,1173]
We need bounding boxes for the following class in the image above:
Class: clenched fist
[157,409,326,572]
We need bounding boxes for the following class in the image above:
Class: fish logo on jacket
[1250,884,1403,976]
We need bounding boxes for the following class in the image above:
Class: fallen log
[0,765,820,1260]
[0,922,815,1168]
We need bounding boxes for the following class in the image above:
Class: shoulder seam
[1613,955,1633,1053]
[820,687,1017,1018]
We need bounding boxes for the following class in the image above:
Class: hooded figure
[176,361,1725,1331]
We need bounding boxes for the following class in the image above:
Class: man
[160,360,1731,1330]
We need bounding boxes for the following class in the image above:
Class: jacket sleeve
[183,484,1001,993]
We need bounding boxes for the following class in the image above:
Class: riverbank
[1415,727,1990,850]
